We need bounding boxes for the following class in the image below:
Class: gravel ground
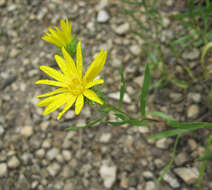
[0,0,212,190]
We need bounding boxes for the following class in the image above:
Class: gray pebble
[97,10,110,23]
[0,163,7,177]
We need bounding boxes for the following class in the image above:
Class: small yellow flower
[36,42,107,120]
[42,18,72,48]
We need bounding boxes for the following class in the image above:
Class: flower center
[68,78,84,96]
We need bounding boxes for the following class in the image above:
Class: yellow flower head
[42,18,72,48]
[36,41,107,120]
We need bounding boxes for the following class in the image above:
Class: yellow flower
[36,42,107,120]
[42,18,72,48]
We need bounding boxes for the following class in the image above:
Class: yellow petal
[35,80,67,87]
[85,79,104,89]
[61,47,78,76]
[37,96,56,107]
[83,89,103,105]
[76,41,83,77]
[40,66,65,82]
[37,88,67,98]
[57,94,77,120]
[75,94,84,115]
[43,93,68,116]
[84,50,107,82]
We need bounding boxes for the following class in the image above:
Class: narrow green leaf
[197,152,212,161]
[115,112,128,121]
[105,121,128,125]
[169,78,190,89]
[128,119,152,126]
[66,118,103,130]
[147,111,175,121]
[167,120,212,129]
[140,62,150,117]
[201,41,212,66]
[197,134,212,188]
[150,129,186,139]
[156,135,180,185]
[130,30,149,40]
[172,31,197,45]
[119,66,126,108]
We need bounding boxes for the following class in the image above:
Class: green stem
[156,135,180,185]
[197,134,212,189]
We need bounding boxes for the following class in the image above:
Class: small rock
[62,150,72,161]
[154,158,165,168]
[20,126,33,137]
[188,93,201,103]
[17,174,30,190]
[0,163,7,177]
[145,181,155,190]
[166,0,174,6]
[156,138,171,149]
[47,162,61,177]
[21,153,31,165]
[46,148,59,161]
[0,46,5,53]
[96,0,108,10]
[113,23,130,35]
[187,104,199,118]
[163,172,180,188]
[169,92,182,101]
[120,173,128,188]
[174,167,199,184]
[37,7,48,20]
[182,48,200,60]
[99,133,112,143]
[175,152,189,166]
[111,58,122,68]
[188,139,197,150]
[0,125,4,135]
[100,162,117,188]
[108,92,131,103]
[42,139,52,149]
[64,182,73,190]
[8,156,20,168]
[143,171,154,179]
[130,45,141,56]
[10,48,19,58]
[35,149,45,159]
[97,10,110,23]
[133,75,144,86]
[64,110,75,119]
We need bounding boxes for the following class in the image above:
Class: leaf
[140,62,150,117]
[128,119,152,126]
[130,30,149,40]
[197,152,212,161]
[115,112,128,121]
[66,118,103,130]
[119,66,126,108]
[201,41,212,66]
[151,121,212,139]
[150,129,187,139]
[167,120,212,129]
[156,135,180,184]
[169,78,189,89]
[105,121,128,125]
[147,111,175,121]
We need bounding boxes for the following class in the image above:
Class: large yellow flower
[35,42,107,120]
[42,18,72,48]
